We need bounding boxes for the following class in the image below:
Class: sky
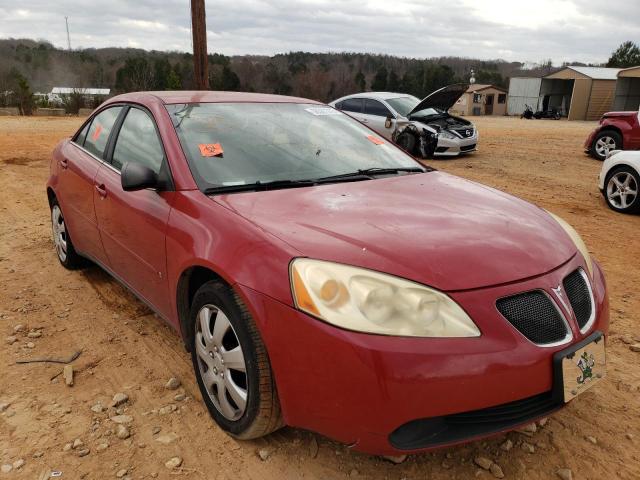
[0,0,637,64]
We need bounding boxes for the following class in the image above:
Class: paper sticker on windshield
[367,135,385,145]
[305,107,341,116]
[199,143,224,157]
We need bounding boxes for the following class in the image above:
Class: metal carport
[613,66,640,111]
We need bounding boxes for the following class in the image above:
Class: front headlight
[439,131,457,140]
[290,259,480,337]
[547,211,594,277]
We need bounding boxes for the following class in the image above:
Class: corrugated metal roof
[51,87,110,95]
[562,66,621,80]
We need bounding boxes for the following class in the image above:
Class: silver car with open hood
[330,84,477,158]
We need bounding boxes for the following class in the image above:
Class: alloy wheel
[595,136,616,157]
[51,205,68,262]
[195,304,248,421]
[607,171,638,209]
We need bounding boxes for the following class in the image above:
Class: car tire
[592,130,622,161]
[395,131,416,155]
[604,166,640,214]
[50,198,85,269]
[189,280,282,439]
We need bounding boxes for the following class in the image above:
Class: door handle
[95,184,107,198]
[360,118,368,123]
[60,158,68,169]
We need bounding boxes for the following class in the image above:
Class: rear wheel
[190,281,282,439]
[50,199,84,269]
[604,166,640,214]
[592,131,622,161]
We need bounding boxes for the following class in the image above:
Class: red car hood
[214,172,576,291]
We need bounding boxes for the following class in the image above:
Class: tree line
[1,38,637,115]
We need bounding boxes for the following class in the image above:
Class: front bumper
[435,130,479,156]
[238,256,608,455]
[584,128,599,152]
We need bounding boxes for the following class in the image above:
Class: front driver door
[362,99,395,140]
[93,106,175,318]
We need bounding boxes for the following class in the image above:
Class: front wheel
[604,166,640,214]
[395,131,416,155]
[190,281,282,439]
[592,131,622,161]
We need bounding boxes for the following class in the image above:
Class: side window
[112,108,164,174]
[74,122,90,146]
[340,98,364,113]
[498,94,506,104]
[364,99,392,117]
[84,107,123,159]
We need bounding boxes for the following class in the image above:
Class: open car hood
[409,83,469,115]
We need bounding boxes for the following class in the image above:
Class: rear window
[339,98,364,113]
[83,107,123,159]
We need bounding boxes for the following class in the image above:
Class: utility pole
[191,0,209,90]
[65,16,71,51]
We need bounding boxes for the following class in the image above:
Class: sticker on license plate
[561,336,606,402]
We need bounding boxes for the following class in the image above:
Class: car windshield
[386,96,442,118]
[166,103,423,191]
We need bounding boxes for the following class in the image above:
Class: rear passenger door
[361,99,395,140]
[93,106,175,318]
[57,106,122,266]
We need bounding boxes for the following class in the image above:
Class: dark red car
[47,91,609,455]
[585,110,640,160]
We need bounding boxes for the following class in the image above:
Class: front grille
[496,291,567,344]
[453,127,474,138]
[563,269,593,329]
[389,391,560,450]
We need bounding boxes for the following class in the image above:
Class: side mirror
[121,162,158,192]
[384,116,394,129]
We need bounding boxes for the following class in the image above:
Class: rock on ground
[557,468,573,480]
[111,392,129,407]
[165,377,181,390]
[474,456,493,470]
[165,457,183,469]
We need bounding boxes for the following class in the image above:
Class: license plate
[557,333,606,403]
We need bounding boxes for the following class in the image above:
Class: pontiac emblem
[552,285,570,312]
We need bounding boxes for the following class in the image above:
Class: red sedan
[585,110,640,160]
[47,91,609,455]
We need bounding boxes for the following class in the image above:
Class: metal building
[613,66,640,111]
[507,66,623,120]
[542,66,620,120]
[507,77,542,116]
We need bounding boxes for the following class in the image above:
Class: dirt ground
[1,115,640,480]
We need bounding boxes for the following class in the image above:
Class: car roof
[106,91,323,106]
[335,92,415,102]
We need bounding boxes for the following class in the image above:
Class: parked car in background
[330,85,478,158]
[585,109,640,160]
[48,91,608,456]
[599,149,640,213]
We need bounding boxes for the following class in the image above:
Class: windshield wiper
[204,179,316,195]
[316,166,426,183]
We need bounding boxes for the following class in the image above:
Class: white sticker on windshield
[305,107,341,116]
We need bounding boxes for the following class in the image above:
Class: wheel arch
[46,187,56,208]
[596,126,624,149]
[176,264,230,350]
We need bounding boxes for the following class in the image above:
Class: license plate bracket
[552,331,606,403]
